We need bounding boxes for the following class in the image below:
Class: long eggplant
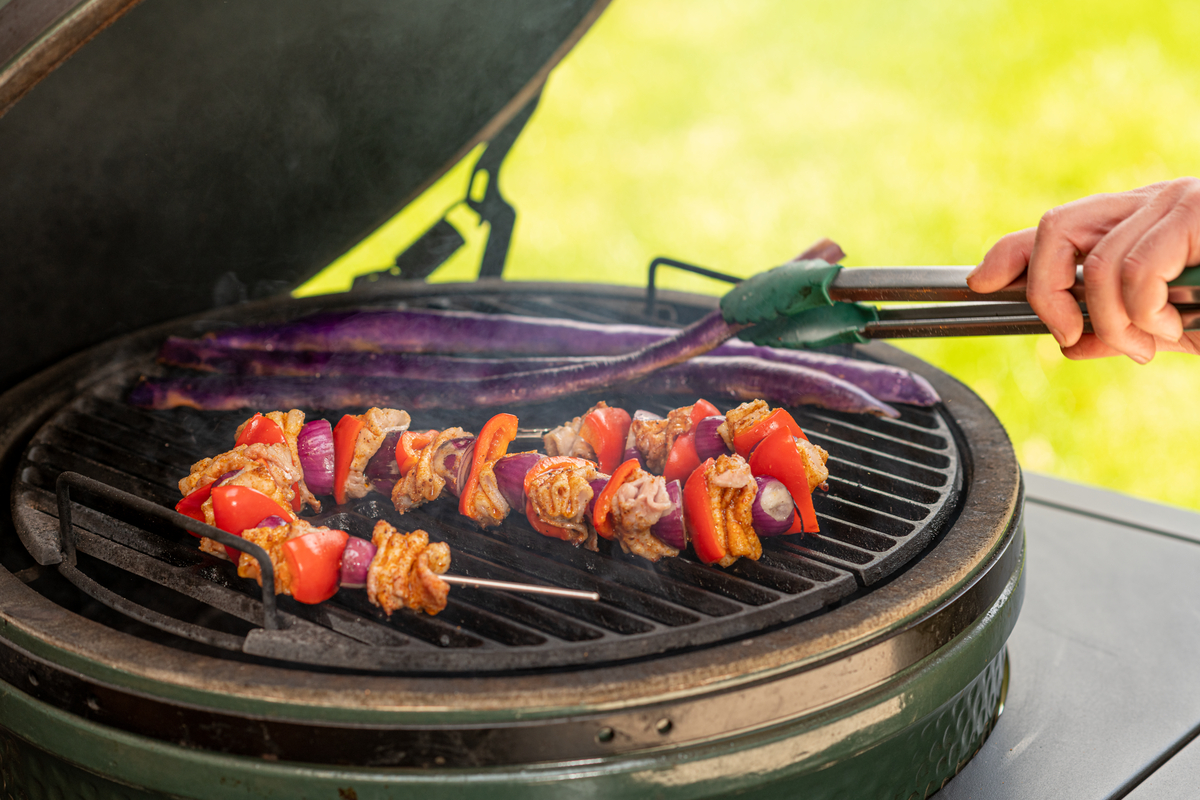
[184,311,936,406]
[134,310,741,409]
[129,355,898,416]
[158,335,933,411]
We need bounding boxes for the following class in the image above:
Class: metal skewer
[440,575,600,601]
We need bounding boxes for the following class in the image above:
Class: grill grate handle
[54,472,283,631]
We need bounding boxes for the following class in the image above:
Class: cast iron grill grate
[9,287,962,675]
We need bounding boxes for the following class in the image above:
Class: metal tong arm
[866,301,1200,338]
[829,264,1200,304]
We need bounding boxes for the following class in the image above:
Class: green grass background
[298,0,1200,511]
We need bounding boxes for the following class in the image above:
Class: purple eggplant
[132,310,742,410]
[166,309,936,407]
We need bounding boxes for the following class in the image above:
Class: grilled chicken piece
[706,454,760,568]
[526,459,600,548]
[391,427,468,514]
[609,469,677,562]
[630,403,696,474]
[232,519,348,594]
[181,443,300,540]
[235,409,321,512]
[462,460,510,528]
[716,399,770,450]
[367,521,451,616]
[543,401,613,462]
[343,407,412,501]
[797,438,830,492]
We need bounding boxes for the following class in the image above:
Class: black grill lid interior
[0,0,607,393]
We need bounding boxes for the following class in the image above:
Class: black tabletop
[940,472,1200,799]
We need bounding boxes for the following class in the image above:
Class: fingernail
[1130,351,1152,365]
[1048,327,1067,347]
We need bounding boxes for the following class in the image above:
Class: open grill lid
[0,0,609,393]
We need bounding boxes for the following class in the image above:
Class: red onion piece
[650,480,686,549]
[339,537,378,589]
[693,415,731,461]
[297,419,334,495]
[364,430,402,494]
[585,477,611,520]
[215,469,242,486]
[432,436,475,497]
[493,452,544,508]
[752,476,795,536]
[256,515,289,528]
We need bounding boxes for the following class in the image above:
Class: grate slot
[416,514,714,624]
[786,535,876,566]
[815,496,919,537]
[443,550,654,636]
[813,441,949,488]
[23,454,178,509]
[334,592,487,649]
[450,584,605,643]
[809,519,899,553]
[433,602,550,648]
[40,423,196,489]
[823,478,934,522]
[829,461,945,502]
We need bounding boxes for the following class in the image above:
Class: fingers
[1026,187,1171,350]
[976,180,1200,362]
[968,228,1036,293]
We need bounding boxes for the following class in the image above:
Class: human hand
[967,179,1200,362]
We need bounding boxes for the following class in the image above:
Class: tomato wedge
[396,429,438,476]
[579,406,632,475]
[683,458,724,564]
[591,458,641,540]
[747,428,819,533]
[459,414,519,518]
[283,527,350,604]
[332,414,364,505]
[663,430,700,484]
[732,408,808,458]
[234,412,288,447]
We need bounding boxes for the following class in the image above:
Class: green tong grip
[720,260,844,324]
[737,302,880,350]
[1168,266,1200,287]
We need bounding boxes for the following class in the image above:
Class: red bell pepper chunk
[210,484,296,560]
[396,429,438,476]
[579,406,632,475]
[748,429,819,534]
[234,413,288,447]
[732,408,808,458]
[283,527,350,604]
[690,399,720,425]
[591,458,641,540]
[175,482,214,533]
[663,430,700,484]
[332,414,365,505]
[683,458,725,564]
[459,413,519,518]
[525,498,574,540]
[235,413,303,511]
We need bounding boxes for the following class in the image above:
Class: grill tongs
[827,265,1200,339]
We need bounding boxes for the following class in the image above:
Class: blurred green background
[298,0,1200,511]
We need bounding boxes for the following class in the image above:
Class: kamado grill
[0,2,1027,798]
